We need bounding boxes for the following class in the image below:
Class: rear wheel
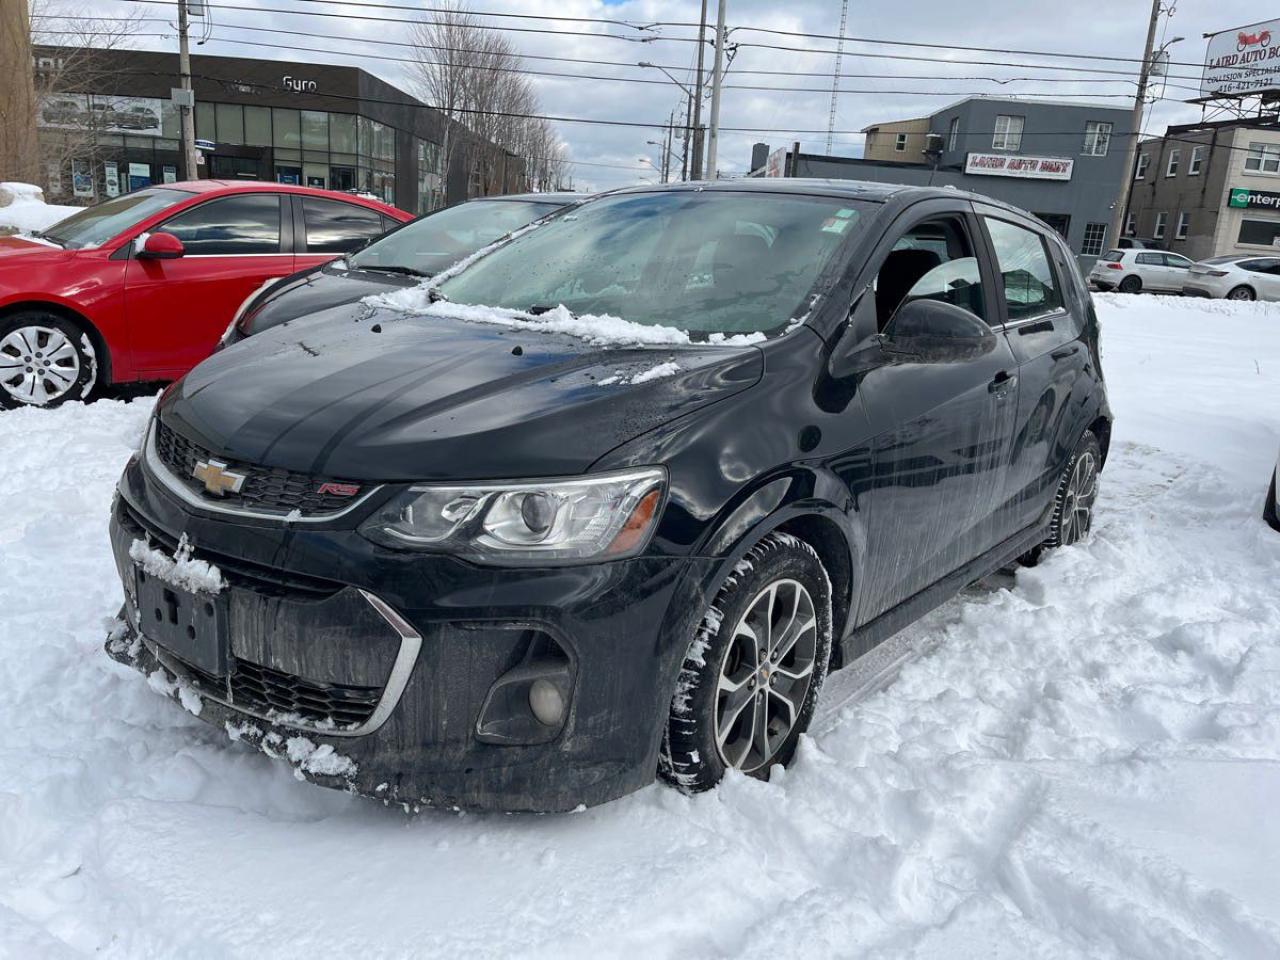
[0,311,98,409]
[1118,275,1142,294]
[660,532,832,793]
[1020,431,1102,565]
[1228,285,1256,302]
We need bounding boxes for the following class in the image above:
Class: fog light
[529,678,566,726]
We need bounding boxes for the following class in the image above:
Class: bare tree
[409,2,569,203]
[28,0,142,200]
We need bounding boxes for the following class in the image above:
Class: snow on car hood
[165,307,763,481]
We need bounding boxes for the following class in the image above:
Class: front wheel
[0,311,98,409]
[660,532,833,793]
[1227,285,1256,302]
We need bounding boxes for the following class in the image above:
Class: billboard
[964,153,1074,181]
[38,94,164,137]
[1201,19,1280,98]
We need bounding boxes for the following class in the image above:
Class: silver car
[1087,248,1193,294]
[1183,255,1280,302]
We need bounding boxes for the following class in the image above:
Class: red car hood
[0,234,75,264]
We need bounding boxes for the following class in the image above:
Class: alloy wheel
[1059,450,1099,545]
[1228,287,1255,301]
[713,578,818,773]
[0,325,81,406]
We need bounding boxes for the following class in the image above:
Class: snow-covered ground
[1,294,1278,959]
[0,182,79,236]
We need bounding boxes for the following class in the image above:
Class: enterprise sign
[1228,186,1280,210]
[964,152,1074,181]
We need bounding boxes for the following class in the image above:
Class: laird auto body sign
[1202,18,1280,98]
[964,153,1074,181]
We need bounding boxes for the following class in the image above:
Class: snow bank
[0,297,1278,957]
[0,182,79,236]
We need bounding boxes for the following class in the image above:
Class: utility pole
[177,0,199,181]
[689,0,708,179]
[664,111,674,182]
[705,0,727,179]
[1109,0,1161,246]
[681,90,692,180]
[0,0,39,185]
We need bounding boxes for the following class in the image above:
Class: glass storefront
[192,103,404,204]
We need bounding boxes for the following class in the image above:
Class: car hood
[242,262,414,336]
[163,308,763,481]
[0,234,74,263]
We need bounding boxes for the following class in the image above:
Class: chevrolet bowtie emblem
[192,458,246,497]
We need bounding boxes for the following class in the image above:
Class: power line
[44,14,1203,88]
[56,29,1202,100]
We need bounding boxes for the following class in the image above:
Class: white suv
[1088,248,1194,294]
[1183,255,1280,302]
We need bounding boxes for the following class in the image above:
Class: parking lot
[1,292,1277,958]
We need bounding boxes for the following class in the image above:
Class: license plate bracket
[135,567,230,676]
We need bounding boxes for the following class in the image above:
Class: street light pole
[1109,0,1163,246]
[705,0,727,179]
[177,0,199,181]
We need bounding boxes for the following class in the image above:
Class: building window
[894,133,907,152]
[214,103,244,146]
[1082,121,1112,157]
[948,117,959,151]
[1175,211,1190,239]
[244,105,271,147]
[1239,219,1280,246]
[1124,212,1136,235]
[330,113,357,154]
[1188,146,1204,175]
[1135,153,1150,179]
[992,115,1024,151]
[301,111,329,151]
[1165,149,1179,177]
[1081,222,1108,256]
[1153,211,1168,238]
[272,108,301,149]
[1244,142,1280,173]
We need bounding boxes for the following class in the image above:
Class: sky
[62,0,1273,191]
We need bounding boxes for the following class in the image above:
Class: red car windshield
[38,187,195,249]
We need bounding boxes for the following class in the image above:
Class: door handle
[988,370,1017,398]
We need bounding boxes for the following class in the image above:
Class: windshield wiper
[28,231,65,248]
[355,264,429,278]
[527,304,561,316]
[428,287,448,303]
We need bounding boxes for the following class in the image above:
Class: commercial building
[1125,119,1280,260]
[751,96,1133,266]
[32,47,525,213]
[861,115,930,163]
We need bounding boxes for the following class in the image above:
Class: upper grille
[153,419,365,517]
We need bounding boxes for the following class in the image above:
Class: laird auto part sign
[1229,186,1280,210]
[1202,18,1280,98]
[964,153,1074,181]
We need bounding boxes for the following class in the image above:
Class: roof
[611,177,912,202]
[158,180,409,217]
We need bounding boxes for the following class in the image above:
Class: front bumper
[106,453,714,812]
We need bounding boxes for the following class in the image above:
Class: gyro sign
[964,153,1074,181]
[1201,18,1280,98]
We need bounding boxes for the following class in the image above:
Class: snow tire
[659,531,832,793]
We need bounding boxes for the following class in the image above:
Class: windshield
[437,191,869,338]
[39,187,194,249]
[350,199,563,276]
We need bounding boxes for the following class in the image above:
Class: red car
[0,181,411,408]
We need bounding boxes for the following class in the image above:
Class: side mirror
[881,299,997,364]
[136,231,185,260]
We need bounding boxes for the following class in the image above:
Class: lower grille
[175,652,381,729]
[231,660,381,728]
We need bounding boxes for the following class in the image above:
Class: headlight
[360,467,666,564]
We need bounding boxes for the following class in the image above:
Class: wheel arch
[0,300,113,386]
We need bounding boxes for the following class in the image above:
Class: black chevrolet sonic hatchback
[106,180,1111,812]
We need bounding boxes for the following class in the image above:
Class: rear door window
[1135,252,1163,265]
[161,194,282,255]
[982,217,1064,322]
[302,197,387,254]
